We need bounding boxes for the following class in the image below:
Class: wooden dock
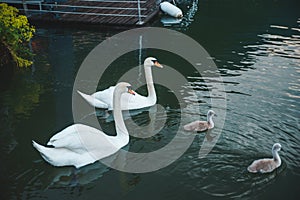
[4,0,161,27]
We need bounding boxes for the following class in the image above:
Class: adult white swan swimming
[77,57,162,110]
[32,82,135,168]
[247,143,282,173]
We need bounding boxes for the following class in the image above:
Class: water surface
[0,0,299,199]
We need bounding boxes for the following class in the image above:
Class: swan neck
[272,149,281,164]
[207,115,214,125]
[144,65,156,99]
[113,88,129,146]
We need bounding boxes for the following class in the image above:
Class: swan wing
[77,90,108,108]
[82,86,155,110]
[92,86,115,102]
[34,124,120,168]
[33,140,98,168]
[247,158,277,173]
[47,124,81,145]
[94,86,155,110]
[183,120,209,132]
[115,92,152,111]
[47,124,115,154]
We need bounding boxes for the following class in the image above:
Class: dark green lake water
[0,0,299,199]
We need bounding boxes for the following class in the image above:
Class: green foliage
[0,3,35,67]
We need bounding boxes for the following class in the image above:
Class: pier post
[136,0,144,25]
[137,35,143,84]
[22,0,28,16]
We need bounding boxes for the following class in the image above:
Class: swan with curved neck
[77,57,162,110]
[32,82,134,168]
[183,110,217,132]
[247,143,282,173]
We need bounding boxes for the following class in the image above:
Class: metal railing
[1,0,148,25]
[79,0,146,3]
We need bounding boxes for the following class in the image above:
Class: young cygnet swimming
[247,143,282,173]
[183,110,216,132]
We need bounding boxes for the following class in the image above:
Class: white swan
[77,57,162,110]
[32,82,135,168]
[183,110,217,132]
[247,143,282,173]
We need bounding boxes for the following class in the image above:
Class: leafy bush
[0,3,35,67]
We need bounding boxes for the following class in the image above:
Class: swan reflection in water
[35,150,140,189]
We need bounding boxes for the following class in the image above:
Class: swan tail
[247,160,261,173]
[32,140,56,165]
[32,140,96,168]
[32,140,47,153]
[77,90,108,109]
[247,165,257,173]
